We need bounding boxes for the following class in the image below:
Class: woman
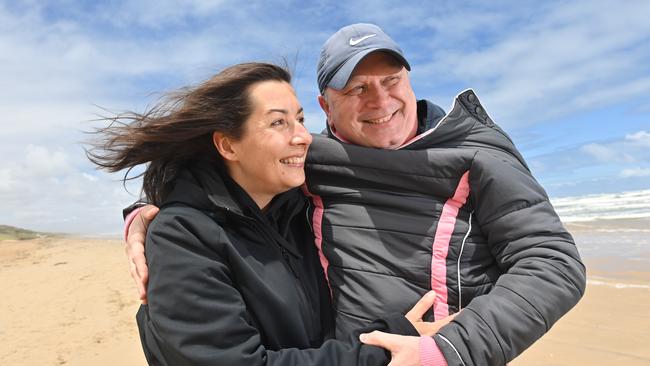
[87,63,427,365]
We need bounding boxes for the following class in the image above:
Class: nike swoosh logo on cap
[349,34,377,46]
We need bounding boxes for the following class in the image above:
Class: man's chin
[367,138,402,150]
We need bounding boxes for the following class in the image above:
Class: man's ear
[318,94,330,116]
[318,95,336,132]
[318,94,336,131]
[212,132,238,162]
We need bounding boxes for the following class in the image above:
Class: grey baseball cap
[317,23,410,93]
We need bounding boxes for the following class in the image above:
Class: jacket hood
[401,89,528,169]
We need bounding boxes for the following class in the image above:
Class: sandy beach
[1,223,649,365]
[512,219,650,365]
[0,237,145,365]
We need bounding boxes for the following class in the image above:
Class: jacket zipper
[220,208,316,337]
[280,246,299,278]
[254,222,316,334]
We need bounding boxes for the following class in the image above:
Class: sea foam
[587,278,650,290]
[550,189,650,222]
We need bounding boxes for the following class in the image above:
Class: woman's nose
[292,122,312,146]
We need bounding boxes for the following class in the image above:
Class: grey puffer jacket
[303,89,586,365]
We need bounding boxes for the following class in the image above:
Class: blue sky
[1,0,649,234]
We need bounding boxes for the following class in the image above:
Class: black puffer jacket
[304,90,586,365]
[136,161,417,366]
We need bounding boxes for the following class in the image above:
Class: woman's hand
[125,204,159,303]
[405,290,459,336]
[359,332,420,366]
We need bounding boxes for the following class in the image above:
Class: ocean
[550,190,650,283]
[551,189,650,222]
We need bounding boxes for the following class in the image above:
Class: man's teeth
[280,157,305,164]
[365,113,394,124]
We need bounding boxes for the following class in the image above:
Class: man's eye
[298,116,305,125]
[385,76,400,86]
[346,86,365,96]
[271,119,285,126]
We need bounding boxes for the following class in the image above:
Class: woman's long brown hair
[86,62,291,205]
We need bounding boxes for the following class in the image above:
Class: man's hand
[405,290,459,336]
[359,331,420,366]
[126,204,159,303]
[360,291,458,366]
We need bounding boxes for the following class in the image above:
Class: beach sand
[512,219,650,365]
[1,228,649,365]
[0,237,145,366]
[511,279,650,365]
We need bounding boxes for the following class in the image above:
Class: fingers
[125,204,158,303]
[141,204,160,220]
[361,332,422,366]
[128,257,148,303]
[126,237,148,300]
[405,290,436,323]
[414,312,459,336]
[134,253,149,303]
[437,312,458,329]
[359,330,400,350]
[128,204,157,239]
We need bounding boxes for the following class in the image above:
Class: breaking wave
[550,189,650,222]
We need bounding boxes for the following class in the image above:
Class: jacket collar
[163,159,306,257]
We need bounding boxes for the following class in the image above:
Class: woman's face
[224,80,312,208]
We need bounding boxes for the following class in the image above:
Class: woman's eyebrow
[266,108,288,115]
[266,107,304,115]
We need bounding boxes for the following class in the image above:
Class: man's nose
[366,85,391,109]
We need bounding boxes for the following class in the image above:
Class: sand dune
[1,236,649,365]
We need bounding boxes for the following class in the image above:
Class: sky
[1,0,649,235]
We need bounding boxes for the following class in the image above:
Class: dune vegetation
[0,225,48,240]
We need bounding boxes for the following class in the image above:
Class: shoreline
[564,216,650,232]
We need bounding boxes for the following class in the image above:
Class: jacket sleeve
[139,206,415,366]
[434,150,586,366]
[122,200,148,219]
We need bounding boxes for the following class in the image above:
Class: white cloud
[0,143,141,234]
[528,129,650,180]
[572,78,650,110]
[23,145,71,178]
[411,0,650,128]
[96,0,229,28]
[82,172,98,182]
[580,143,635,163]
[626,131,650,147]
[0,168,14,192]
[620,168,650,178]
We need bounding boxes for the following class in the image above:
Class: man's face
[318,52,418,149]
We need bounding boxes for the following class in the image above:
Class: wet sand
[1,227,649,365]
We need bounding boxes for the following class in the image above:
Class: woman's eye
[298,117,305,125]
[271,119,285,127]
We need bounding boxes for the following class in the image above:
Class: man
[125,24,586,365]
